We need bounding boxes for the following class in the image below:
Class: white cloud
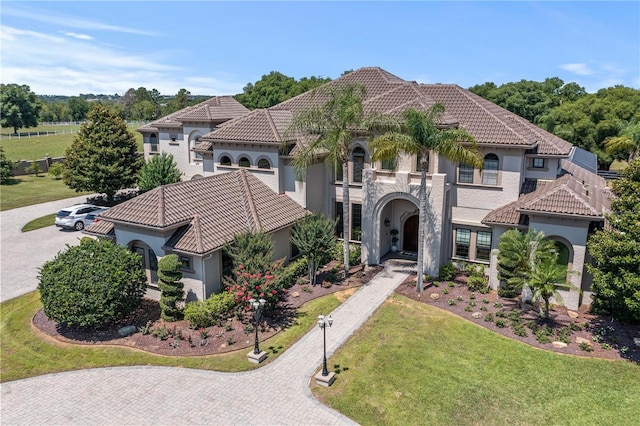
[559,63,594,76]
[0,25,243,96]
[2,5,158,37]
[63,32,94,41]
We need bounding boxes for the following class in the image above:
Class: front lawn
[313,294,640,426]
[0,175,90,211]
[0,290,342,382]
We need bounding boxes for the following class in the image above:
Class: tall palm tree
[286,83,395,275]
[529,257,569,319]
[370,105,483,294]
[605,121,640,162]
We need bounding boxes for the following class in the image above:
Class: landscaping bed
[33,263,382,357]
[395,273,640,363]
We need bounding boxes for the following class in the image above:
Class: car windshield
[57,210,71,217]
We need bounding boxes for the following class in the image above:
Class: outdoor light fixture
[317,314,335,384]
[247,298,267,363]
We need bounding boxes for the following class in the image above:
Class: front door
[403,215,419,252]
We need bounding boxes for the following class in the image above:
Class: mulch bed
[395,273,640,364]
[32,263,383,357]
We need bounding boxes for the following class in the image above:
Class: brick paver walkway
[1,259,414,425]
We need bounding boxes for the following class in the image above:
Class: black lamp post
[317,314,334,376]
[249,298,266,355]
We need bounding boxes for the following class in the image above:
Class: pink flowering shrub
[225,262,287,312]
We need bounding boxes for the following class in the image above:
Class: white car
[55,204,102,231]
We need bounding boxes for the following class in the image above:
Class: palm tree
[497,228,557,302]
[529,257,568,319]
[605,121,640,162]
[286,83,395,275]
[370,105,483,294]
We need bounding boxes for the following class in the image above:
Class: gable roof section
[137,96,249,132]
[96,170,308,254]
[483,164,611,226]
[203,109,294,145]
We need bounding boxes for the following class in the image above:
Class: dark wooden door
[403,215,419,252]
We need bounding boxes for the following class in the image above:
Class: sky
[1,1,638,97]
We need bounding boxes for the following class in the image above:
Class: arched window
[352,146,366,183]
[149,134,158,153]
[554,241,570,266]
[257,158,271,169]
[219,155,231,166]
[238,157,251,167]
[482,154,499,185]
[192,136,203,161]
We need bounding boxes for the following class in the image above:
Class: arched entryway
[403,215,419,253]
[129,241,158,284]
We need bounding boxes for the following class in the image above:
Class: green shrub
[467,275,486,292]
[158,255,184,322]
[47,162,64,180]
[579,342,593,352]
[438,262,455,281]
[279,257,309,288]
[484,313,494,322]
[38,238,147,328]
[495,319,506,328]
[448,299,457,306]
[513,326,527,337]
[333,241,361,266]
[184,292,235,329]
[497,286,517,298]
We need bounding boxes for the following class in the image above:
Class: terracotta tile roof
[560,159,607,188]
[203,109,294,144]
[419,85,571,155]
[83,220,115,237]
[483,165,611,225]
[97,170,308,254]
[137,96,248,132]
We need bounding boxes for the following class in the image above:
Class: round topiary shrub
[38,238,147,328]
[157,254,184,322]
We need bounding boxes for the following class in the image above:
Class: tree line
[2,72,639,168]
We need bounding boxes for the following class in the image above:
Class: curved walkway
[1,259,415,425]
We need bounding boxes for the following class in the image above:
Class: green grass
[0,290,343,383]
[21,213,57,232]
[0,175,90,211]
[314,294,640,426]
[1,124,143,160]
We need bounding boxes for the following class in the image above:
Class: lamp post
[247,298,267,363]
[317,314,334,380]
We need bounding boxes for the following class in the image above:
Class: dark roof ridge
[157,186,166,226]
[192,214,204,253]
[238,169,261,231]
[264,110,282,143]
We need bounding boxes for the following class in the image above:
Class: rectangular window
[416,153,429,173]
[179,256,192,271]
[335,162,343,182]
[455,229,471,258]
[476,231,492,261]
[335,202,344,238]
[381,158,395,171]
[351,203,362,241]
[353,156,364,183]
[458,164,474,184]
[533,158,545,168]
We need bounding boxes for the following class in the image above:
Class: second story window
[352,147,365,183]
[238,157,250,167]
[533,158,545,168]
[219,155,231,166]
[193,136,203,161]
[458,164,474,184]
[258,158,271,169]
[482,154,499,185]
[149,134,158,153]
[381,158,396,171]
[416,153,429,173]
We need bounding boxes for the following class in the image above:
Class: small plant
[244,324,255,335]
[482,298,490,304]
[168,341,179,349]
[513,326,527,337]
[226,336,235,346]
[174,329,185,341]
[621,346,629,354]
[534,329,551,344]
[448,281,454,288]
[438,262,455,281]
[225,322,233,332]
[448,299,457,306]
[407,280,417,288]
[493,302,503,308]
[199,329,209,340]
[432,281,440,287]
[469,293,476,300]
[508,310,522,322]
[484,313,494,322]
[456,295,464,301]
[302,286,312,293]
[424,275,432,282]
[556,326,571,344]
[152,326,169,340]
[579,342,593,352]
[480,306,488,311]
[321,280,332,288]
[468,301,476,307]
[601,343,612,350]
[139,321,153,335]
[188,335,195,347]
[464,306,473,312]
[495,319,506,328]
[442,288,449,295]
[526,320,538,331]
[495,310,507,318]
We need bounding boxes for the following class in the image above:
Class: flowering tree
[226,265,283,312]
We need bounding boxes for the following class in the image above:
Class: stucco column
[361,168,375,265]
[423,173,446,276]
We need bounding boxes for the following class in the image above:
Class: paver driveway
[1,220,414,425]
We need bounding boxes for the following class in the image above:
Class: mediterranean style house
[88,67,610,310]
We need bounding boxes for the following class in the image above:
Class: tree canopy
[63,104,143,201]
[291,213,336,285]
[587,159,640,323]
[0,84,42,134]
[235,71,331,109]
[137,152,182,193]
